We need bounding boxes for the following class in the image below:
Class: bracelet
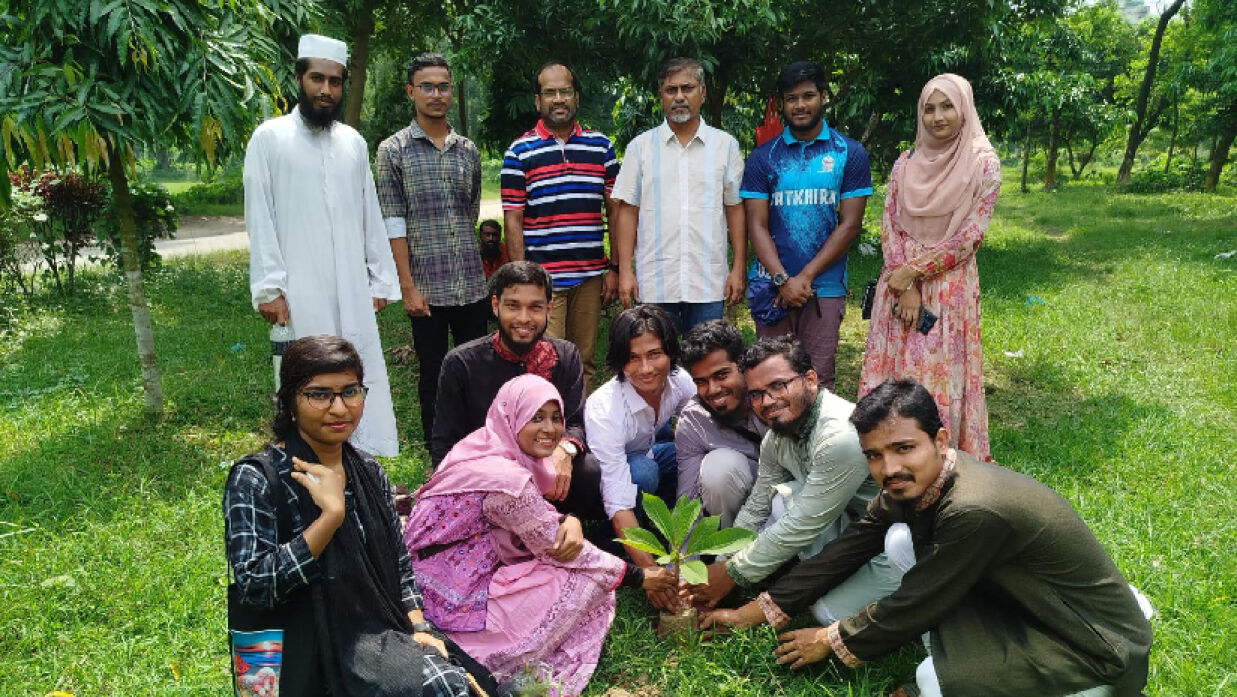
[411,621,435,634]
[607,263,620,272]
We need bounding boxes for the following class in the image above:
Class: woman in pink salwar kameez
[859,74,1001,462]
[404,375,672,696]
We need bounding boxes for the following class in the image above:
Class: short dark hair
[478,219,502,234]
[681,319,744,369]
[606,305,680,382]
[534,61,580,95]
[488,260,552,302]
[657,57,705,90]
[272,335,364,440]
[850,378,944,437]
[739,334,812,374]
[775,61,826,98]
[295,57,348,81]
[406,52,450,85]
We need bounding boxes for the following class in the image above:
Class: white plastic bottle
[270,323,295,392]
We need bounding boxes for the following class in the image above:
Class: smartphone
[916,306,938,335]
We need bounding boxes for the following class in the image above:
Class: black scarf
[284,430,425,697]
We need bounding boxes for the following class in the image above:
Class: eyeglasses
[299,385,368,409]
[747,375,804,405]
[538,88,575,100]
[415,82,452,96]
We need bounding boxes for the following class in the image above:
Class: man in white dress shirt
[584,305,695,610]
[244,34,401,456]
[610,57,747,335]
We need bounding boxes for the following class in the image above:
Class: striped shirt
[611,119,744,303]
[500,121,618,290]
[374,121,486,307]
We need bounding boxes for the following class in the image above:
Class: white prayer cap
[298,34,347,67]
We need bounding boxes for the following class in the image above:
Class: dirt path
[156,198,503,258]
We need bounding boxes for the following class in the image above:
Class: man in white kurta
[244,35,401,456]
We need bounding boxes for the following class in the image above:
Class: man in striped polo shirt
[501,61,620,388]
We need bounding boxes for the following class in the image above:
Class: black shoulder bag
[226,452,322,697]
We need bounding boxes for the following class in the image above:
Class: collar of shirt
[914,447,958,511]
[617,369,685,422]
[780,121,834,147]
[534,119,583,142]
[407,118,459,148]
[658,118,710,147]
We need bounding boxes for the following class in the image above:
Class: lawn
[0,180,1234,696]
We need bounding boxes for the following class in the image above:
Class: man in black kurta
[430,261,604,520]
[707,378,1152,697]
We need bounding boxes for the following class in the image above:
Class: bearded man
[430,261,603,522]
[501,61,619,388]
[687,335,900,620]
[244,33,401,456]
[674,320,767,527]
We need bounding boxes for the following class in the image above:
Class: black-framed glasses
[299,385,368,409]
[538,87,575,100]
[747,375,804,405]
[415,82,452,96]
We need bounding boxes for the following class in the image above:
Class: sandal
[888,684,921,697]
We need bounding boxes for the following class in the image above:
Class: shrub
[0,188,44,297]
[9,167,107,295]
[1124,161,1208,193]
[172,171,243,207]
[95,182,179,271]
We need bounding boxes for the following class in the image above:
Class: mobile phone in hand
[916,307,938,335]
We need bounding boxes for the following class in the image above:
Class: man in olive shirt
[705,378,1152,697]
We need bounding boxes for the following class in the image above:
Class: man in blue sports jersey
[742,61,872,391]
[501,61,620,388]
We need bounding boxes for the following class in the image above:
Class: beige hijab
[893,73,995,244]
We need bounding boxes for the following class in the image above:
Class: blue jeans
[655,301,723,336]
[628,437,678,506]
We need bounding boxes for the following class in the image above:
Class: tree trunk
[456,75,468,138]
[1204,117,1237,193]
[106,140,163,417]
[1044,112,1060,190]
[707,71,727,129]
[343,0,377,129]
[1021,126,1033,193]
[1165,97,1178,173]
[1116,0,1186,186]
[860,109,881,146]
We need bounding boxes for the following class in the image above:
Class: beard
[765,390,814,436]
[480,241,503,261]
[785,107,823,136]
[297,85,342,129]
[541,106,577,129]
[699,393,746,426]
[498,319,547,356]
[667,108,693,124]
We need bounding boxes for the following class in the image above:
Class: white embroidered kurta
[610,120,744,303]
[245,110,402,456]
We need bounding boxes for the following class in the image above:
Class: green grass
[1,180,1235,695]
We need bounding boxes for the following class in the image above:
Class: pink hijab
[415,374,561,499]
[893,73,995,243]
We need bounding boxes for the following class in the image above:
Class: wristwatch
[558,440,579,457]
[411,622,436,634]
[771,271,789,287]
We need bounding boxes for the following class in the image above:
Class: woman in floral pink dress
[859,74,1001,461]
[404,374,672,696]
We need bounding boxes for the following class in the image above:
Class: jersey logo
[819,155,835,173]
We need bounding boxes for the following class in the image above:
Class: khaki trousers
[546,274,603,389]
